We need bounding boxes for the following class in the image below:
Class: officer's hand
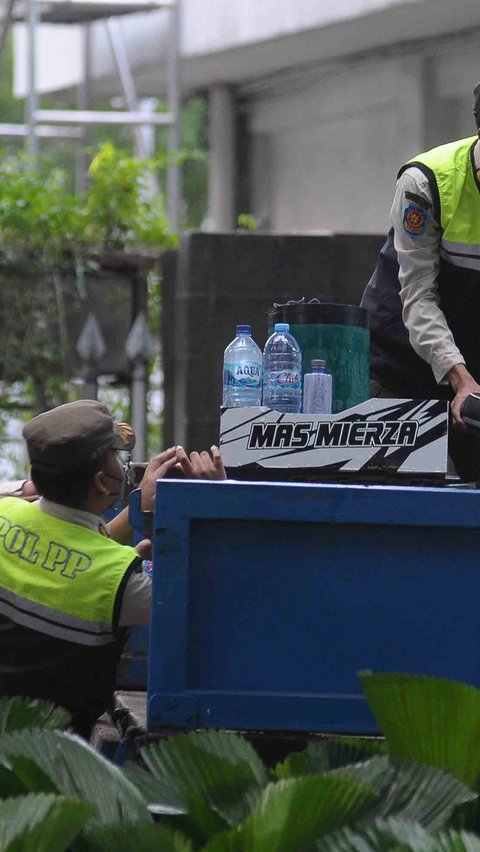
[135,538,152,559]
[0,480,39,502]
[15,481,39,502]
[452,386,480,431]
[447,364,480,431]
[175,445,227,480]
[140,448,179,510]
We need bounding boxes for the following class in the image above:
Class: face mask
[104,464,127,502]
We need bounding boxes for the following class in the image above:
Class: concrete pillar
[207,83,236,230]
[398,55,433,156]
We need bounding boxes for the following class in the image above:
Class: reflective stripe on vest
[407,136,480,271]
[0,499,138,646]
[441,240,480,272]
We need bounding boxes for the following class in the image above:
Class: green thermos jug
[268,301,370,414]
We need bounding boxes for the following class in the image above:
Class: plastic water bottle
[263,323,302,413]
[223,324,262,407]
[303,359,333,414]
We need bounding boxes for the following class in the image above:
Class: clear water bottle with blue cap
[223,324,262,407]
[262,322,302,413]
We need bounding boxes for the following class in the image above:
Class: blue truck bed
[141,479,480,734]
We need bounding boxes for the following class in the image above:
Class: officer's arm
[395,166,480,428]
[106,448,179,543]
[395,167,465,384]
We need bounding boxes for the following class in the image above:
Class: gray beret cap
[23,399,135,473]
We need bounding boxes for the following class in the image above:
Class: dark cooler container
[269,302,369,413]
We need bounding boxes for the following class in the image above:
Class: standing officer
[361,81,480,480]
[0,399,225,736]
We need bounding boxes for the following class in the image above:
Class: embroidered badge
[403,203,428,237]
[116,422,135,450]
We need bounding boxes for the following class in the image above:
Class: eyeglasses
[105,461,143,492]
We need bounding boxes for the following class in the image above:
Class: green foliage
[0,793,92,851]
[126,730,270,843]
[84,142,177,252]
[85,822,193,852]
[0,696,70,735]
[317,816,480,851]
[0,143,177,262]
[0,676,480,849]
[236,213,260,232]
[0,728,150,827]
[0,36,207,440]
[0,140,177,422]
[359,672,480,789]
[0,155,81,265]
[203,774,378,851]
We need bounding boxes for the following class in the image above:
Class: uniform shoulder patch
[403,203,429,237]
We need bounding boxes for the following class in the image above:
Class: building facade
[14,0,480,234]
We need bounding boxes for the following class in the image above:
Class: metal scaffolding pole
[75,23,90,194]
[0,0,180,178]
[166,0,180,230]
[26,0,39,158]
[105,16,147,158]
[34,108,174,125]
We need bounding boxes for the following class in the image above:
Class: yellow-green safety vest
[407,135,480,268]
[0,498,139,646]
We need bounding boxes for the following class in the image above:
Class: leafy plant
[0,142,178,264]
[359,672,480,789]
[0,793,92,852]
[84,142,177,253]
[1,675,480,849]
[236,213,260,232]
[0,141,178,418]
[0,154,81,266]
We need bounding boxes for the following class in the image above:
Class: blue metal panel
[147,480,480,734]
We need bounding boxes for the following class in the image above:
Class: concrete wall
[15,0,480,98]
[180,0,413,56]
[161,232,384,451]
[246,33,480,233]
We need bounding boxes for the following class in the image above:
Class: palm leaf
[0,697,70,734]
[8,755,59,794]
[331,756,476,831]
[0,764,29,799]
[0,792,91,851]
[83,821,192,852]
[274,738,387,780]
[123,763,186,814]
[131,730,269,842]
[0,729,150,825]
[203,773,379,852]
[275,740,476,833]
[317,816,480,851]
[368,760,476,831]
[360,673,480,788]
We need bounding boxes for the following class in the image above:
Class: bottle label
[224,361,262,389]
[266,370,301,391]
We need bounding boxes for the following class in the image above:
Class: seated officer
[0,399,224,737]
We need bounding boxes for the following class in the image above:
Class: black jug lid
[269,300,368,328]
